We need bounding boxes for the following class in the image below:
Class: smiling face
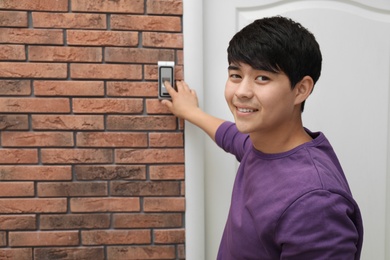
[225,62,303,138]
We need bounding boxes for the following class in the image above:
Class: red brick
[105,47,174,63]
[0,80,31,95]
[0,198,67,213]
[0,0,68,11]
[0,215,36,230]
[149,133,183,147]
[146,99,172,114]
[9,231,79,247]
[32,115,104,130]
[0,62,67,79]
[143,32,183,48]
[107,82,158,97]
[147,0,183,15]
[34,81,104,96]
[0,149,38,164]
[0,182,34,197]
[178,118,185,130]
[77,132,147,147]
[0,98,70,113]
[0,166,71,180]
[82,230,150,245]
[41,149,113,164]
[111,15,181,31]
[67,30,138,46]
[73,98,143,114]
[33,12,106,29]
[0,28,63,44]
[40,214,110,230]
[0,45,26,60]
[181,181,185,196]
[70,198,140,213]
[70,64,142,80]
[34,247,104,260]
[1,235,9,246]
[38,182,107,197]
[178,244,185,259]
[72,0,144,13]
[0,11,27,27]
[107,116,176,130]
[113,213,182,228]
[0,232,5,246]
[177,49,184,65]
[29,46,102,62]
[0,248,32,260]
[144,65,157,80]
[149,165,185,180]
[116,148,184,164]
[143,197,185,212]
[75,165,146,181]
[0,115,29,130]
[154,228,185,244]
[2,132,73,147]
[111,181,181,196]
[107,246,175,260]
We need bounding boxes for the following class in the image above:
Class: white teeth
[238,108,256,113]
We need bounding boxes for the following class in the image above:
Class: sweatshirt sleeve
[215,121,251,162]
[275,190,362,260]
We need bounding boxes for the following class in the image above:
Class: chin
[234,122,253,134]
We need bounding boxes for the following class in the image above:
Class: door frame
[183,1,205,259]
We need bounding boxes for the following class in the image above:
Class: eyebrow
[227,65,240,70]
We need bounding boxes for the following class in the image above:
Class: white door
[184,0,390,259]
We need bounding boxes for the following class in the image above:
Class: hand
[162,80,225,140]
[161,80,200,120]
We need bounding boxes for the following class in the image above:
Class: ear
[294,76,314,106]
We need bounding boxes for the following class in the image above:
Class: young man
[162,16,363,259]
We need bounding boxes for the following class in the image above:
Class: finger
[163,81,176,96]
[163,80,172,90]
[161,99,173,108]
[180,80,191,92]
[175,80,185,92]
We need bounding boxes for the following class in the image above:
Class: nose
[235,79,254,99]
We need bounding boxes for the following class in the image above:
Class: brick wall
[0,0,185,259]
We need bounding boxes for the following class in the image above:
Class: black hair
[227,16,322,111]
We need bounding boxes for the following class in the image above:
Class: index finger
[163,80,177,95]
[163,80,173,93]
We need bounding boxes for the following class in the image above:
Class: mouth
[236,107,259,113]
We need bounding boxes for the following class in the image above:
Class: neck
[249,119,312,154]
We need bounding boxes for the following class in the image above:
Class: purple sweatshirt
[215,122,363,260]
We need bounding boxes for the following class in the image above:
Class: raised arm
[161,80,225,142]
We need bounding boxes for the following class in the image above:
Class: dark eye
[256,75,270,82]
[230,74,241,79]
